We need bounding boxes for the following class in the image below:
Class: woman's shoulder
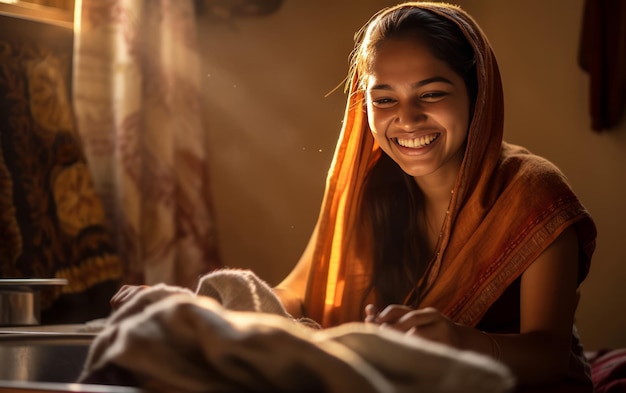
[487,142,585,220]
[498,142,570,187]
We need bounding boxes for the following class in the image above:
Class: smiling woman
[273,3,597,392]
[365,39,470,182]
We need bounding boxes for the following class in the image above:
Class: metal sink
[0,329,143,392]
[0,332,94,383]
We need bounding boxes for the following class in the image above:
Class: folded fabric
[195,268,292,315]
[195,268,321,329]
[79,269,514,392]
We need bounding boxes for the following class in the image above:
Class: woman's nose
[395,102,426,130]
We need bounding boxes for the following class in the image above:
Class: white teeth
[396,134,439,148]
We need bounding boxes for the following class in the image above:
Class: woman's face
[365,38,471,182]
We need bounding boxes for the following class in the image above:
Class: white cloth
[79,269,514,393]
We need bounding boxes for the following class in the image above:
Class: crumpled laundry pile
[78,269,514,393]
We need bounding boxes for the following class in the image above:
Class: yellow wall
[199,0,626,350]
[199,0,397,283]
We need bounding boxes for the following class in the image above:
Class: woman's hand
[110,285,150,310]
[365,304,462,348]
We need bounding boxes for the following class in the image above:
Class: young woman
[112,2,596,391]
[273,2,596,392]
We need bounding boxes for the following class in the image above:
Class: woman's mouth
[394,133,440,148]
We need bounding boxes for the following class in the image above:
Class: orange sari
[303,2,596,331]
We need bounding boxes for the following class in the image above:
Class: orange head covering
[304,2,596,328]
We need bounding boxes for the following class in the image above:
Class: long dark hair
[351,5,478,308]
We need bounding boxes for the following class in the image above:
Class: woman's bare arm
[273,221,320,318]
[449,227,580,384]
[495,226,579,383]
[372,227,580,385]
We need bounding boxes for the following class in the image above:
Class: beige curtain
[72,0,222,288]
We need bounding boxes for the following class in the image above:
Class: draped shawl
[304,2,596,328]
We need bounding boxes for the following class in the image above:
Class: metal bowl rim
[0,279,68,288]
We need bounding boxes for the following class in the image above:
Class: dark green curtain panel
[0,15,121,324]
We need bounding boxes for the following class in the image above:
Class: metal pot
[0,279,67,326]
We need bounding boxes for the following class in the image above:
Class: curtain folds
[0,13,122,322]
[73,0,222,288]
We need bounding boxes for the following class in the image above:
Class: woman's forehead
[366,39,457,85]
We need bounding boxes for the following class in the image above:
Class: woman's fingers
[364,304,379,323]
[388,307,441,331]
[110,285,150,310]
[375,304,411,323]
[373,306,459,346]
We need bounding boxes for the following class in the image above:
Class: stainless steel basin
[0,331,143,392]
[0,333,93,383]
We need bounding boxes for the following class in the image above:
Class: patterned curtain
[0,13,121,323]
[72,0,222,289]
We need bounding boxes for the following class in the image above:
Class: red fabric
[578,0,626,131]
[589,349,626,392]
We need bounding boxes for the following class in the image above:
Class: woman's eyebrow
[369,76,454,91]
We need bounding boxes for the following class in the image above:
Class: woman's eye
[421,91,448,101]
[371,97,396,107]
